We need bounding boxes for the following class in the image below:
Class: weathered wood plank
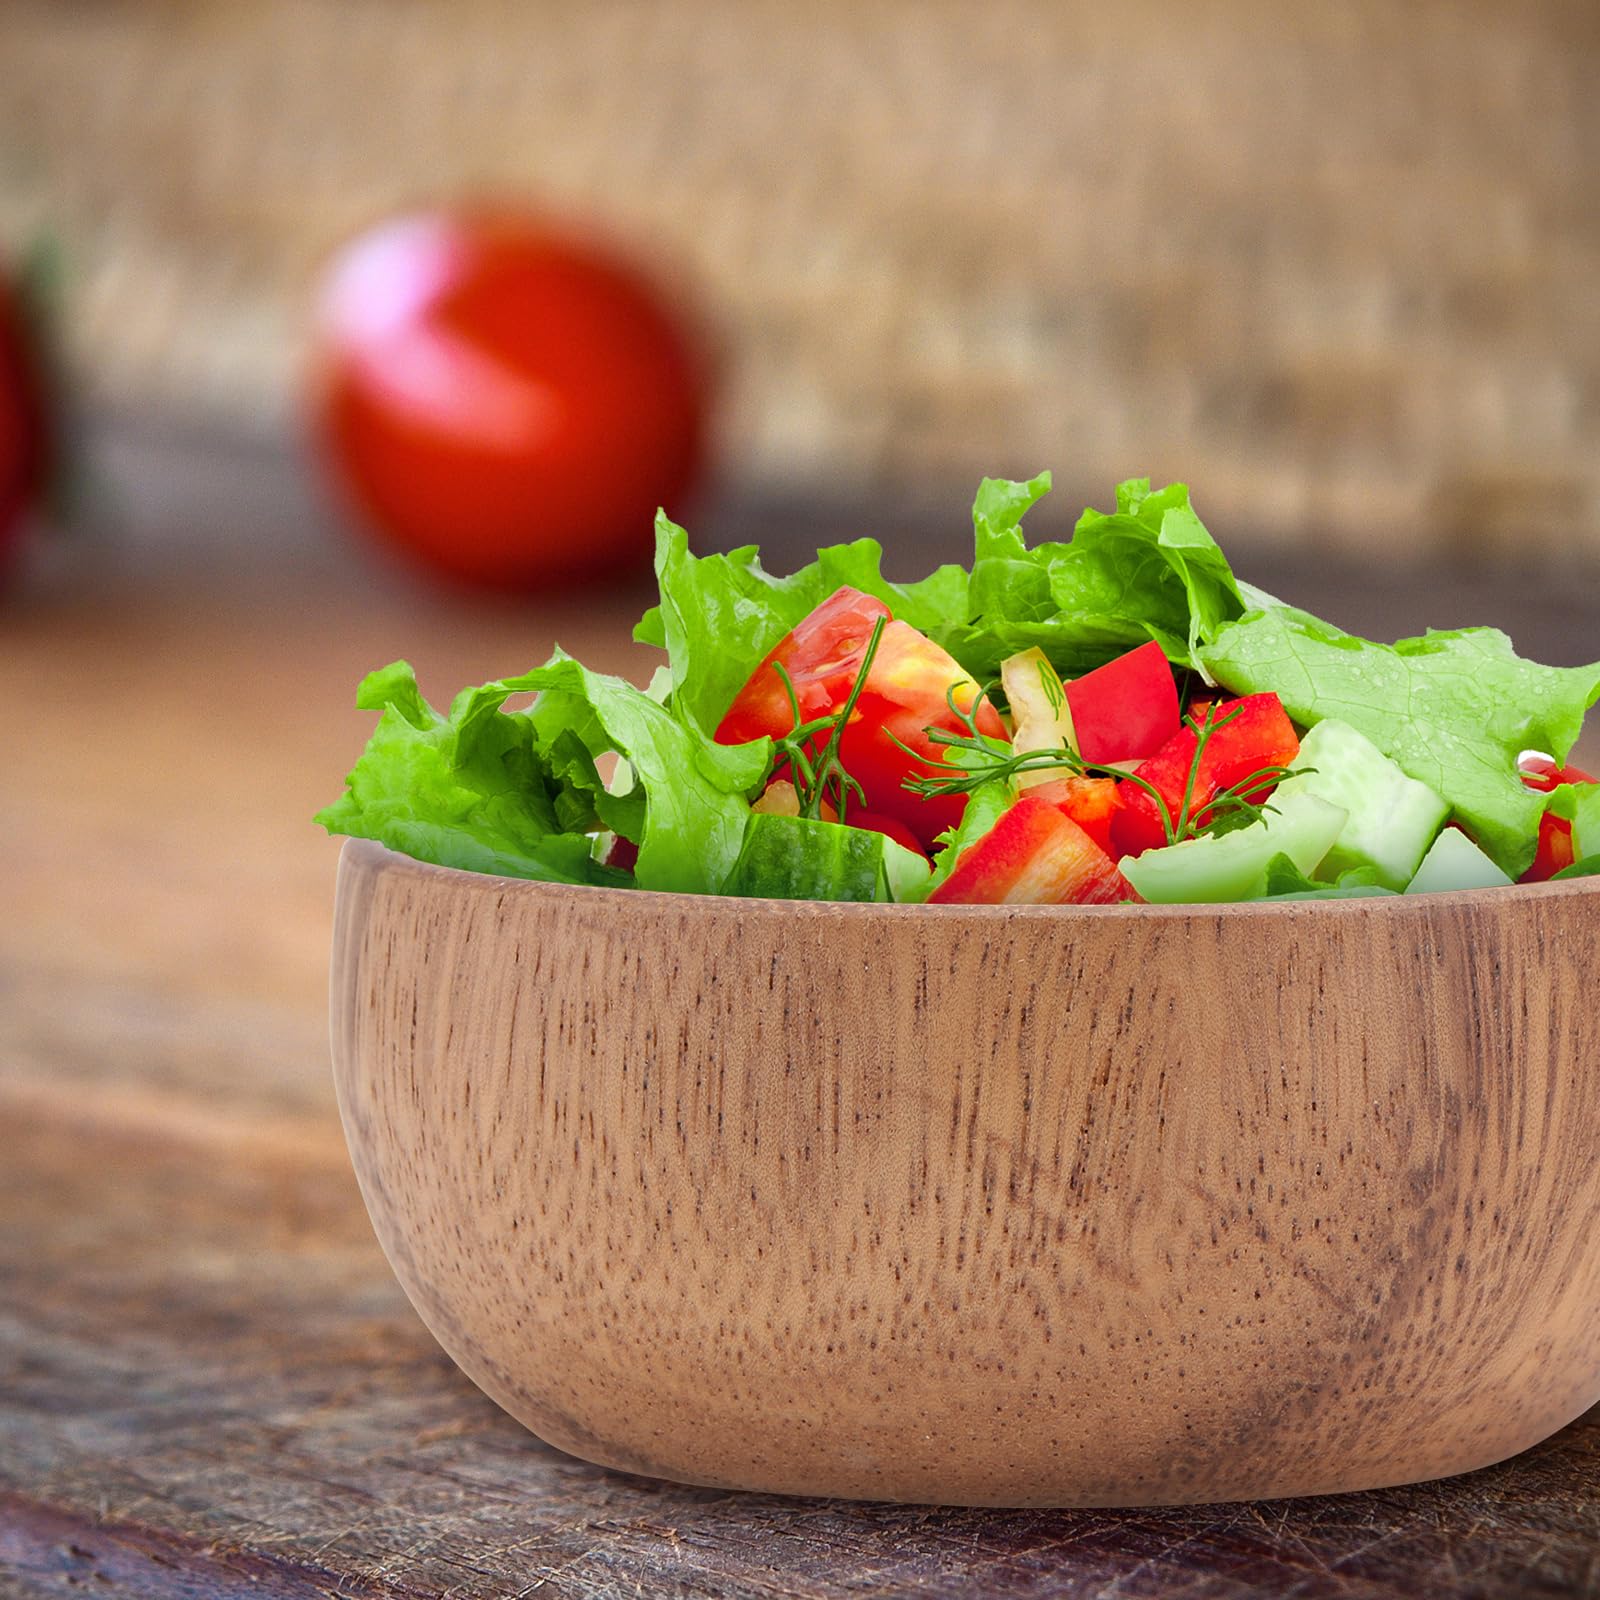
[3,1074,1598,1599]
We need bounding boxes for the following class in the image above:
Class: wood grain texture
[331,839,1600,1508]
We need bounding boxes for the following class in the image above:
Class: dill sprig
[770,615,888,822]
[899,700,1300,847]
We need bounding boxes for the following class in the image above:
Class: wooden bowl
[330,838,1600,1507]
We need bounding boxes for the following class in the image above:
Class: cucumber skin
[725,813,930,903]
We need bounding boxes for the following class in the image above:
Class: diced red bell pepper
[1025,776,1123,858]
[1517,755,1595,882]
[928,795,1136,905]
[1110,693,1300,859]
[1527,814,1577,881]
[1516,754,1595,793]
[1064,640,1181,765]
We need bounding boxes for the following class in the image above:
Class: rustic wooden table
[3,553,1599,1599]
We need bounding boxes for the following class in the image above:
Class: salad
[318,475,1600,905]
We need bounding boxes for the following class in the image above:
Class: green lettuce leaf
[637,512,969,735]
[1553,856,1600,880]
[318,654,766,895]
[938,475,1246,681]
[1201,610,1600,878]
[519,652,766,895]
[314,660,626,885]
[1259,852,1395,901]
[637,478,1241,735]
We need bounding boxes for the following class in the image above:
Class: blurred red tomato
[0,266,50,574]
[313,213,709,588]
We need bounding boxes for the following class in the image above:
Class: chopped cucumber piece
[1274,718,1448,890]
[1121,790,1347,904]
[1403,828,1513,895]
[724,813,929,902]
[879,835,935,902]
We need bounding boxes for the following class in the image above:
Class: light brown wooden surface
[4,563,1600,1594]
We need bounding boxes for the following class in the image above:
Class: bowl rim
[339,837,1600,923]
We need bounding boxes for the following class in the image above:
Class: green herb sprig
[770,615,888,822]
[899,700,1300,847]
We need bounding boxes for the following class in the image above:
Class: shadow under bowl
[330,838,1600,1507]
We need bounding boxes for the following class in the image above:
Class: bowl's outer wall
[330,840,1600,1507]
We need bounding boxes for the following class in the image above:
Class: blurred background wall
[1,0,1597,568]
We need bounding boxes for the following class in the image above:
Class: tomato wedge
[716,588,890,746]
[715,586,1003,850]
